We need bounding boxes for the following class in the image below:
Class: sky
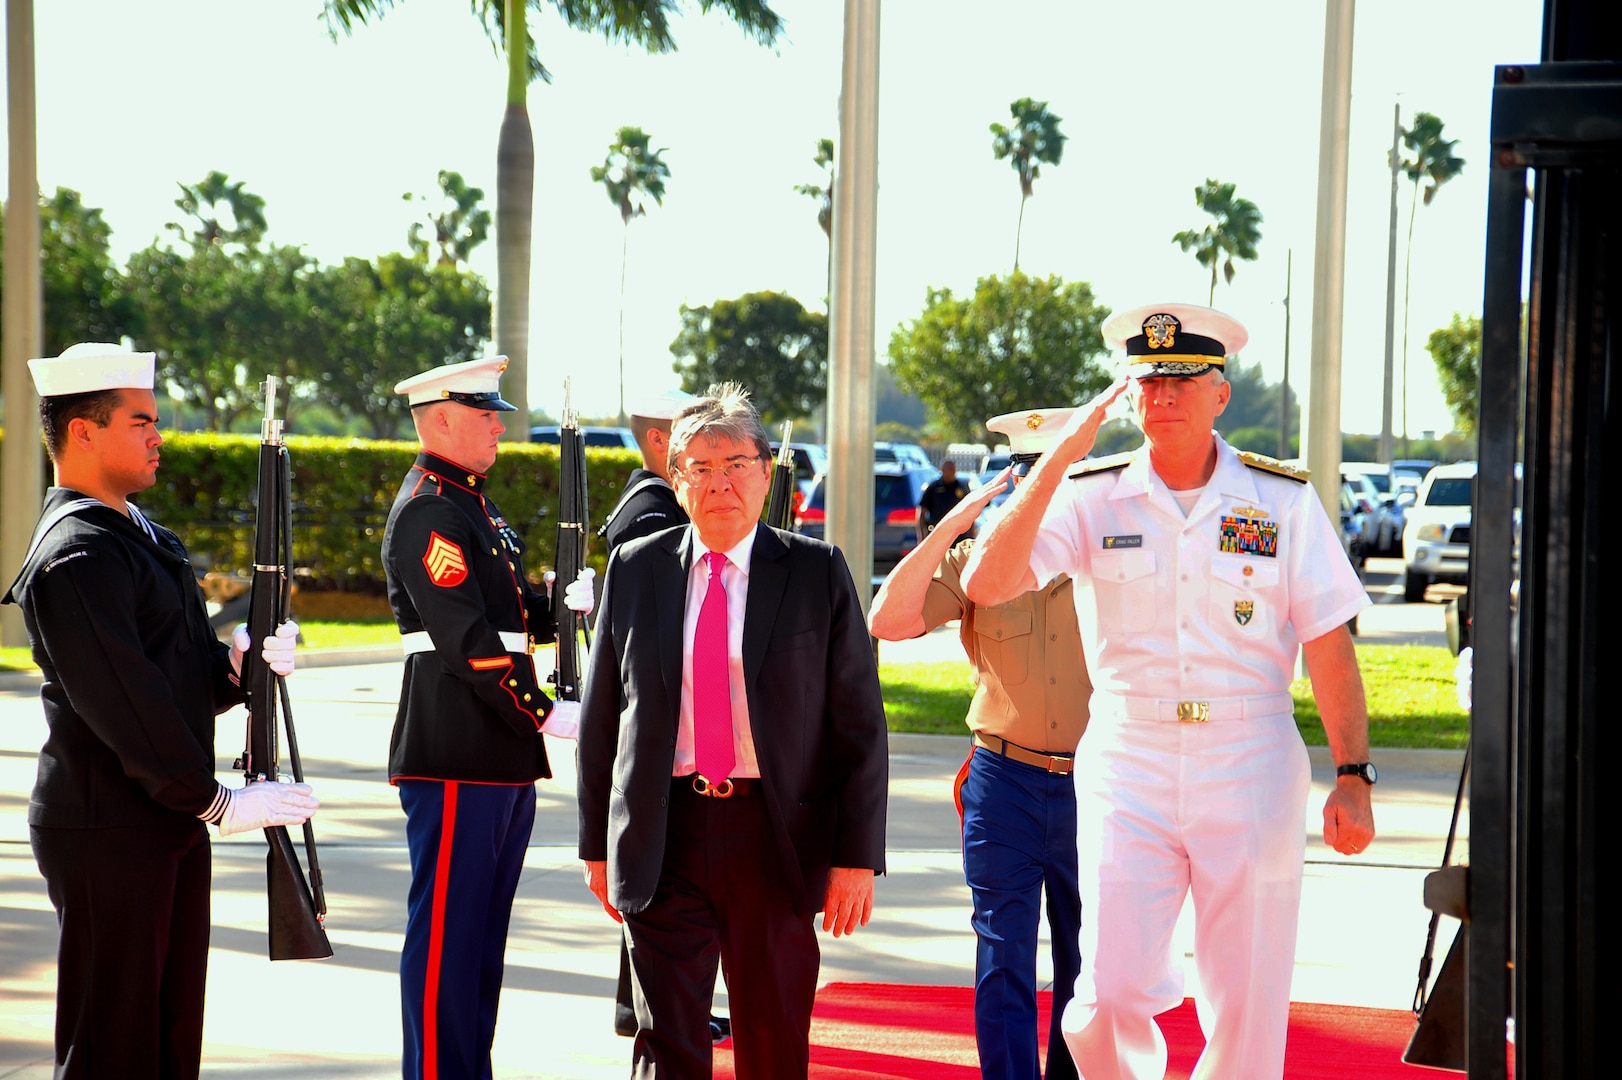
[3,0,1543,437]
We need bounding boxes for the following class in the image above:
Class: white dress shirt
[674,528,761,777]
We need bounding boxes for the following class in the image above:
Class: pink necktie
[693,551,735,781]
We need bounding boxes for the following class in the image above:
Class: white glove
[544,568,597,616]
[218,780,320,837]
[229,620,300,678]
[1455,646,1473,711]
[563,569,596,616]
[542,700,581,740]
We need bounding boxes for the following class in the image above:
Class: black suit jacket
[578,522,888,917]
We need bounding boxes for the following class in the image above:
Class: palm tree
[406,170,492,267]
[168,170,267,249]
[793,137,835,241]
[321,0,782,435]
[1398,111,1465,452]
[990,98,1066,271]
[793,137,834,306]
[1172,179,1263,305]
[591,126,670,422]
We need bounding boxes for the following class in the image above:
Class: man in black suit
[578,384,889,1079]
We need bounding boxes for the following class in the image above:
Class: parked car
[1402,461,1475,602]
[529,425,638,450]
[1341,470,1397,558]
[873,441,933,471]
[1342,462,1407,557]
[794,463,938,578]
[769,441,828,501]
[1391,459,1437,487]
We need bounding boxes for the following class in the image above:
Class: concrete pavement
[0,578,1465,1077]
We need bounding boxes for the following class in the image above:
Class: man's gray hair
[666,382,771,473]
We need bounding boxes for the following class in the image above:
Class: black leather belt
[676,774,761,798]
[972,732,1075,775]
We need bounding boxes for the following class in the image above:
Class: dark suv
[794,464,938,579]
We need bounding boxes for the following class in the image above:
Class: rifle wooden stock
[550,398,589,702]
[240,377,332,961]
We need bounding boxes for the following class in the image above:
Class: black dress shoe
[710,1015,731,1045]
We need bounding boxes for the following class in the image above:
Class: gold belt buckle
[1176,700,1210,724]
[692,775,734,798]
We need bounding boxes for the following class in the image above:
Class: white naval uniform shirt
[1028,433,1369,701]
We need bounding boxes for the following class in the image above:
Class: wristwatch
[1336,762,1378,785]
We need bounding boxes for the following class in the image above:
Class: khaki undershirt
[919,539,1092,753]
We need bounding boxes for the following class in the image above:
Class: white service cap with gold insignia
[28,341,156,397]
[986,407,1076,474]
[395,355,516,411]
[1103,302,1248,378]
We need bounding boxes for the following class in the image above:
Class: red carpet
[712,983,1464,1078]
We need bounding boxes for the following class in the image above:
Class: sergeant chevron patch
[423,532,468,587]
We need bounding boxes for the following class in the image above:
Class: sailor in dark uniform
[383,355,594,1080]
[2,342,315,1080]
[601,389,693,554]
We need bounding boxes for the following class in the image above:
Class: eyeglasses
[677,457,763,484]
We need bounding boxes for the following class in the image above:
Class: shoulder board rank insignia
[1237,451,1310,483]
[423,531,469,587]
[1067,452,1133,480]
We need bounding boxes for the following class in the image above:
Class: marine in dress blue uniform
[963,305,1379,1080]
[382,356,579,1080]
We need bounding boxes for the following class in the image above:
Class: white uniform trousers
[1060,703,1311,1080]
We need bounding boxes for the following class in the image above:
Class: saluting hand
[1053,378,1132,461]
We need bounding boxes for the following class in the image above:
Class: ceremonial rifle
[765,421,797,530]
[550,379,589,702]
[237,376,333,961]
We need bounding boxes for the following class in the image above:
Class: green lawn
[880,644,1468,750]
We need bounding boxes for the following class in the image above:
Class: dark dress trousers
[382,451,558,1080]
[578,523,889,1078]
[3,489,245,1080]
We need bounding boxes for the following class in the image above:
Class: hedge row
[0,429,639,591]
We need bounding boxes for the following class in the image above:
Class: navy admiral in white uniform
[382,356,594,1080]
[964,304,1376,1079]
[4,343,313,1080]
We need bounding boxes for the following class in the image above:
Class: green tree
[1426,313,1480,436]
[167,170,267,249]
[0,187,136,354]
[1398,111,1466,448]
[887,272,1111,442]
[308,251,494,438]
[125,242,320,431]
[670,291,826,425]
[322,0,784,435]
[405,169,492,267]
[990,97,1066,271]
[1172,178,1263,305]
[592,125,670,421]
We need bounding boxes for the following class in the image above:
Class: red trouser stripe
[422,780,459,1080]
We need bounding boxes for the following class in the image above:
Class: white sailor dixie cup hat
[394,355,516,411]
[628,389,696,422]
[28,341,157,397]
[986,407,1076,476]
[1102,302,1248,378]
